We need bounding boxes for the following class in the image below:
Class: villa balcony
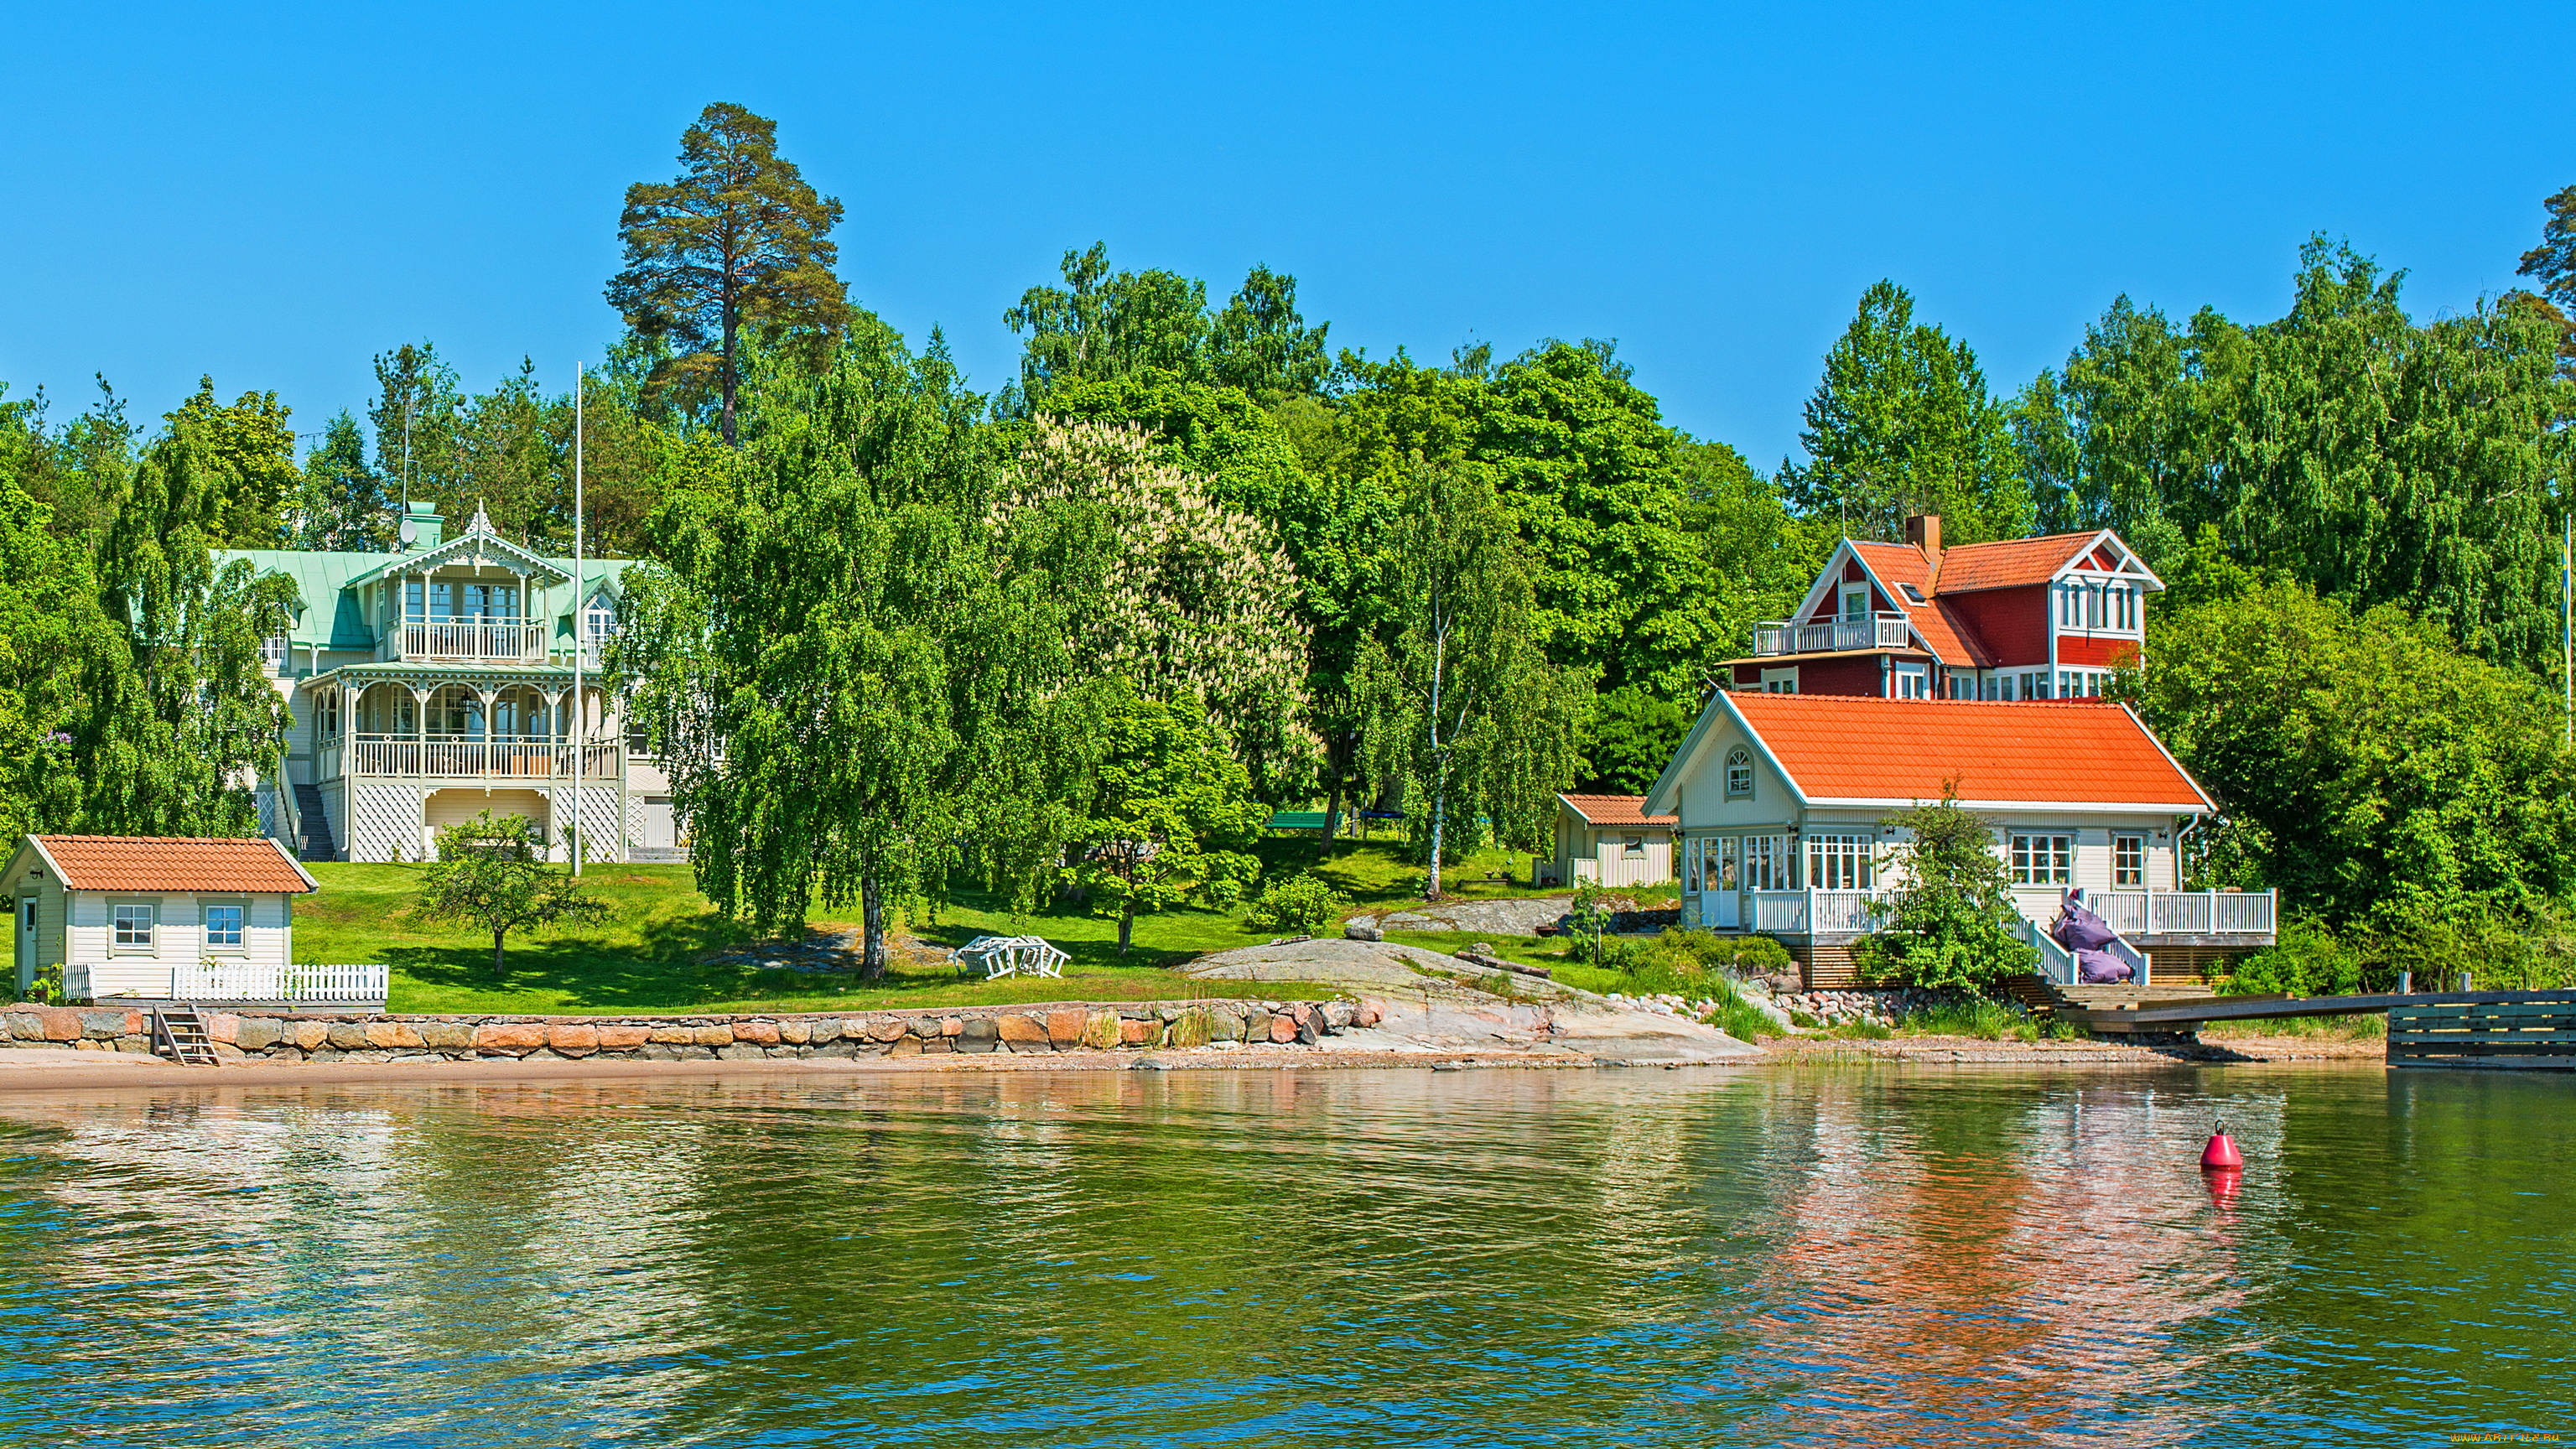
[317,735,623,781]
[1753,613,1913,657]
[377,619,554,665]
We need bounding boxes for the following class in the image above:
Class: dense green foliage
[1852,787,2038,991]
[2136,574,2576,970]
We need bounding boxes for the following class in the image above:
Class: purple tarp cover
[2051,897,2133,984]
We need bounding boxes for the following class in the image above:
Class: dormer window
[584,592,616,644]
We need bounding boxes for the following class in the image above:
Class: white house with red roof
[8,835,386,1008]
[1723,514,2162,701]
[1541,794,1678,889]
[1643,693,2275,989]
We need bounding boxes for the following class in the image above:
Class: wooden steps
[151,1005,219,1067]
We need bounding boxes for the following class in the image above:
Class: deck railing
[169,963,389,1004]
[337,735,621,781]
[1753,613,1912,657]
[2090,889,2275,937]
[382,619,551,663]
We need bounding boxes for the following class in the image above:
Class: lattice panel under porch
[573,785,626,865]
[350,781,427,863]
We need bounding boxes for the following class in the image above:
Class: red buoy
[2200,1126,2243,1171]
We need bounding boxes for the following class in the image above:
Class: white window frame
[2113,834,2146,889]
[1724,746,1753,799]
[1759,667,1798,694]
[2009,834,2074,887]
[1621,834,1646,860]
[1806,834,1875,891]
[201,899,248,954]
[1841,587,1869,621]
[112,901,158,954]
[1892,663,1930,699]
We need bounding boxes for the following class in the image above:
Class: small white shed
[9,835,317,1002]
[1538,794,1679,890]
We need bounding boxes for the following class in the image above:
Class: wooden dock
[2051,987,2576,1071]
[2387,995,2576,1071]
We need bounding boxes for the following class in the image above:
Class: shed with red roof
[1543,794,1680,889]
[8,835,318,1003]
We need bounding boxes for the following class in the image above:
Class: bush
[1852,785,2036,991]
[1244,871,1348,934]
[2225,917,2365,997]
[2226,908,2576,995]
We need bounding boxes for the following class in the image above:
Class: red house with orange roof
[1723,514,2160,701]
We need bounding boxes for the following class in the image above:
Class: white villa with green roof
[221,501,674,865]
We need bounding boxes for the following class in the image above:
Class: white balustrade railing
[169,963,389,1004]
[389,620,550,663]
[1753,891,1810,932]
[1752,614,1913,657]
[2090,890,2274,937]
[340,736,621,780]
[1809,890,1882,934]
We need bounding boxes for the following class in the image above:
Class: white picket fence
[169,963,390,1005]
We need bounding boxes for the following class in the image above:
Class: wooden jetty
[2049,986,2576,1071]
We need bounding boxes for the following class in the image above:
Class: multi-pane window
[1742,835,1789,891]
[2010,834,2073,886]
[2113,834,2145,888]
[1725,747,1753,798]
[113,902,155,950]
[1807,834,1874,891]
[1893,666,1929,699]
[2112,586,2137,631]
[204,904,244,949]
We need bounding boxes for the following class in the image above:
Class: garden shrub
[1852,784,2035,992]
[1245,871,1348,934]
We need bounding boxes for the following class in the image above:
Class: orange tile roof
[1726,694,2211,808]
[29,835,315,894]
[1848,542,1987,666]
[1558,794,1678,827]
[1849,541,1931,591]
[1929,533,2098,595]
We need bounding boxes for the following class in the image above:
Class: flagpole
[573,361,585,876]
[2563,511,2569,748]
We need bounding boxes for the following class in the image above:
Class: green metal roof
[216,547,646,652]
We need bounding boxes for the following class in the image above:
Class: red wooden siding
[1941,584,2049,666]
[1794,655,1887,696]
[2057,635,2141,667]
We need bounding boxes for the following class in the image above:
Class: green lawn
[297,835,1541,1015]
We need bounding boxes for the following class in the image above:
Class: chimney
[1904,513,1942,572]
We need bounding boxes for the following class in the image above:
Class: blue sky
[3,1,2568,468]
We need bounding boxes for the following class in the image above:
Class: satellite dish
[397,518,418,545]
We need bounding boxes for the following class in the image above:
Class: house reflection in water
[1716,1073,2282,1446]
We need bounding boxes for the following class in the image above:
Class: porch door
[15,896,34,998]
[1712,839,1742,928]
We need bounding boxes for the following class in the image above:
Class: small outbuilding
[1539,794,1679,890]
[9,835,317,1002]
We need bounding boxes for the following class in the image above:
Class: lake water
[0,1064,2566,1446]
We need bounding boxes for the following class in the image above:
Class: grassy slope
[297,835,1548,1016]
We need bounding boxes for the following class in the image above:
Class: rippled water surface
[0,1064,2568,1446]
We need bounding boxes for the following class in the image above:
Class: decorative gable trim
[345,510,573,589]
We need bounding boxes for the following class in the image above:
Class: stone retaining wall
[0,999,1375,1065]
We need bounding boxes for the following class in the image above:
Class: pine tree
[605,103,852,444]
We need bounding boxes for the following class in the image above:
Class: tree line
[3,102,2572,979]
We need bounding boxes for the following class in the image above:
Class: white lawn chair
[950,934,1068,979]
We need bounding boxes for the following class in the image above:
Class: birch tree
[1358,465,1587,898]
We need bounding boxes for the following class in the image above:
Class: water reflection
[0,1066,2565,1446]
